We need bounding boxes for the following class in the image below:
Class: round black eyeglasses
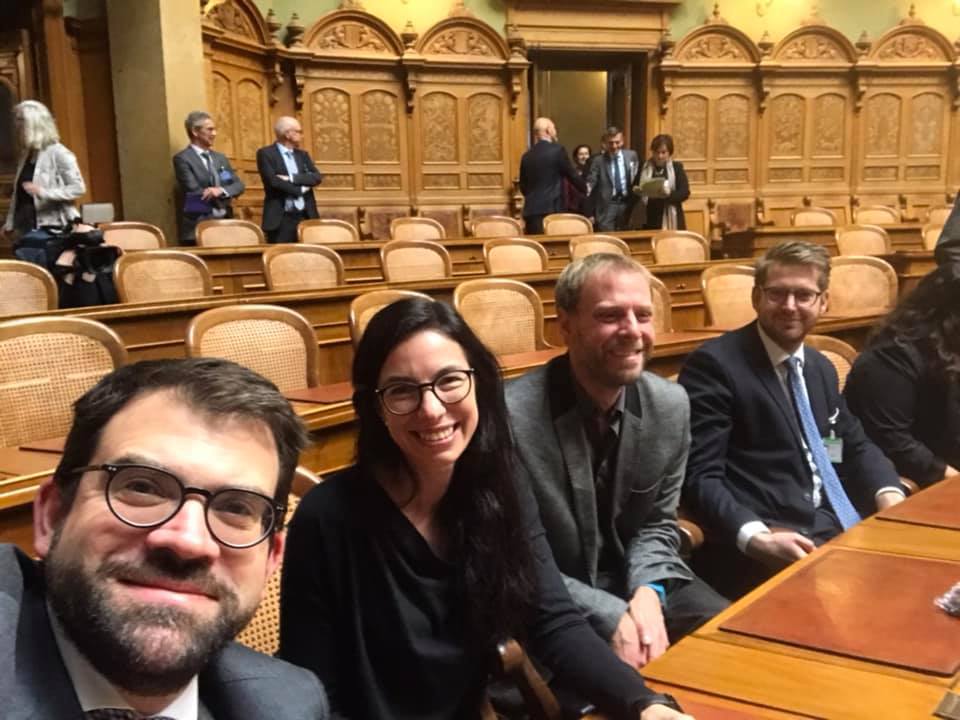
[376,368,475,415]
[70,463,285,549]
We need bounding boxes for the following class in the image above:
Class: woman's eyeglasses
[376,369,475,415]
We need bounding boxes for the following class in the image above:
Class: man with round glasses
[2,358,329,719]
[678,241,904,599]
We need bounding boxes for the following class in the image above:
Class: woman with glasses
[278,298,687,719]
[844,265,960,488]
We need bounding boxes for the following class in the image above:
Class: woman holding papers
[279,297,690,720]
[635,134,689,231]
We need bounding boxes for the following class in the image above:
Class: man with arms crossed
[679,241,904,599]
[2,358,328,719]
[257,116,323,244]
[507,254,727,671]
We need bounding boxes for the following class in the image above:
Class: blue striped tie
[784,357,860,530]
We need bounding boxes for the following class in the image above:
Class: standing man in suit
[678,241,905,600]
[506,254,727,670]
[3,357,329,719]
[587,126,639,232]
[173,111,245,245]
[518,117,586,235]
[257,116,323,244]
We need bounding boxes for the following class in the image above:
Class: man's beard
[44,531,257,697]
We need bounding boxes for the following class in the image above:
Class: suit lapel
[546,358,600,582]
[745,324,805,446]
[611,385,642,533]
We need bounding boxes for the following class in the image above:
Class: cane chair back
[262,245,344,292]
[651,230,710,264]
[853,205,899,225]
[922,223,943,251]
[806,334,859,391]
[380,239,452,282]
[0,260,58,315]
[196,219,264,247]
[790,206,837,226]
[349,289,434,348]
[471,215,523,238]
[926,205,952,226]
[649,274,673,334]
[828,256,898,316]
[542,213,592,236]
[835,224,892,256]
[100,221,166,250]
[701,264,756,327]
[389,216,446,242]
[454,279,550,356]
[298,218,360,245]
[114,250,212,303]
[569,234,630,261]
[483,238,549,275]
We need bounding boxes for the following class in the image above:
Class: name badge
[824,407,842,462]
[219,168,233,183]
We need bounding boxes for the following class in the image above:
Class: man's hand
[200,186,226,201]
[628,586,669,666]
[745,530,814,570]
[876,490,904,511]
[277,174,290,181]
[640,704,694,720]
[21,181,41,197]
[610,610,642,669]
[946,465,960,479]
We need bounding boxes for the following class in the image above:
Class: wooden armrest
[900,477,919,495]
[496,639,562,720]
[677,518,704,557]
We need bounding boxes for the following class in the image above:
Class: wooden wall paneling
[297,9,409,239]
[410,16,526,233]
[0,28,34,242]
[658,9,760,237]
[853,17,956,218]
[758,24,857,226]
[202,0,282,227]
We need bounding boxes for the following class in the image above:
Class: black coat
[519,140,586,219]
[256,144,322,232]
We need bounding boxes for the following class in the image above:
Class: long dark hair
[352,298,535,648]
[870,265,960,380]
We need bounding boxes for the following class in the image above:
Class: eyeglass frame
[375,368,476,416]
[759,285,824,307]
[68,463,286,549]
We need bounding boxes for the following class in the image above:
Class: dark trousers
[662,575,729,641]
[267,211,305,244]
[523,214,545,235]
[594,198,632,232]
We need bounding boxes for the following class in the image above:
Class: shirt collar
[573,378,625,432]
[756,322,805,372]
[190,144,210,157]
[276,142,294,155]
[48,604,199,720]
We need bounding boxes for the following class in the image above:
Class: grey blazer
[4,143,85,231]
[0,544,329,720]
[172,146,246,244]
[506,355,693,639]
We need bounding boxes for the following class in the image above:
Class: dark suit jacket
[518,140,586,219]
[1,544,328,720]
[173,146,245,245]
[935,193,960,266]
[506,355,693,638]
[255,144,323,232]
[640,161,690,231]
[586,149,640,224]
[845,338,960,488]
[677,322,899,546]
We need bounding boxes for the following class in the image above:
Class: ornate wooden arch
[868,15,955,64]
[301,9,405,58]
[771,24,858,65]
[670,13,760,65]
[201,0,271,47]
[416,16,510,62]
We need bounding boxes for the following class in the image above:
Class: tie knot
[85,711,175,720]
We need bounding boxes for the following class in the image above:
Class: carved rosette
[236,80,265,158]
[467,94,501,162]
[421,93,458,163]
[673,95,708,160]
[770,94,804,157]
[813,94,845,156]
[717,94,749,159]
[312,89,353,162]
[361,91,400,163]
[865,94,902,156]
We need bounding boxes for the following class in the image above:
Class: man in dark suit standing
[507,254,726,671]
[173,110,245,245]
[678,241,905,599]
[586,126,639,232]
[518,117,586,235]
[256,116,323,244]
[2,358,329,719]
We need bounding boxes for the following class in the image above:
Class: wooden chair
[828,256,898,316]
[483,238,549,275]
[380,239,452,282]
[471,215,523,238]
[389,216,446,242]
[542,213,592,236]
[236,465,322,655]
[569,234,630,261]
[262,245,344,292]
[835,224,892,256]
[349,289,433,348]
[100,221,166,250]
[922,223,943,251]
[298,218,360,245]
[649,274,673,334]
[853,205,900,225]
[494,639,562,720]
[926,204,952,226]
[185,304,319,392]
[114,250,212,303]
[196,219,264,247]
[0,316,127,446]
[0,260,58,315]
[701,264,756,327]
[454,279,551,356]
[790,206,837,227]
[805,334,858,392]
[651,230,710,264]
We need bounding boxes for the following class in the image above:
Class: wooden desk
[722,224,925,259]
